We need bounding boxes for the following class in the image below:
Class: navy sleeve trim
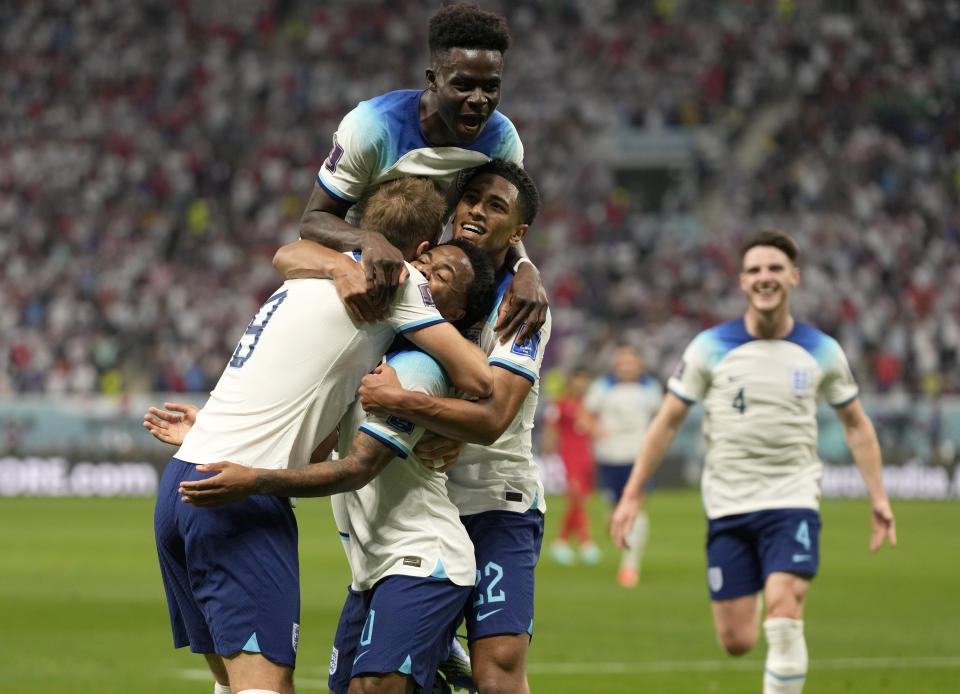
[829,393,859,409]
[491,360,536,384]
[667,387,696,404]
[358,425,409,459]
[316,173,357,204]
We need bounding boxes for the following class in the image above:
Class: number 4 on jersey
[732,387,746,414]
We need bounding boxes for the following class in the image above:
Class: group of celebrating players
[143,5,896,694]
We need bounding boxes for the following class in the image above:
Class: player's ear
[509,223,529,246]
[425,67,437,91]
[415,240,431,257]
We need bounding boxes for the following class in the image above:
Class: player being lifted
[610,229,897,694]
[300,3,547,344]
[149,177,494,694]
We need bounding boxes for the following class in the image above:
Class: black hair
[428,3,511,56]
[438,238,497,331]
[457,159,540,225]
[739,229,799,266]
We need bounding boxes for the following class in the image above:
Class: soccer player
[299,3,547,343]
[584,345,664,586]
[152,178,493,694]
[356,160,549,694]
[610,229,897,694]
[172,237,496,694]
[542,367,601,566]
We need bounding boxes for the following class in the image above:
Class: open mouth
[459,222,485,237]
[459,114,485,134]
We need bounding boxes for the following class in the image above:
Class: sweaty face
[452,173,524,257]
[429,48,503,143]
[739,245,798,315]
[410,245,474,323]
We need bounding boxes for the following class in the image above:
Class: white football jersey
[332,349,475,591]
[446,271,551,516]
[176,256,444,471]
[668,319,859,519]
[317,90,523,222]
[584,375,664,465]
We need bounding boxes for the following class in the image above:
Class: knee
[717,626,758,656]
[472,649,526,694]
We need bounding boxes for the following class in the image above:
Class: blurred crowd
[2,0,958,397]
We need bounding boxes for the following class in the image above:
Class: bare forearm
[846,420,887,501]
[621,414,682,502]
[299,209,365,250]
[249,459,372,498]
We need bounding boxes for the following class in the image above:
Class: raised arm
[834,398,897,551]
[610,393,691,548]
[299,182,405,304]
[177,431,395,507]
[496,243,548,343]
[360,364,531,445]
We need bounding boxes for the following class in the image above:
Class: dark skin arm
[177,431,395,507]
[299,182,406,312]
[498,243,548,343]
[359,363,532,446]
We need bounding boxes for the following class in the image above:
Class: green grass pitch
[2,490,958,692]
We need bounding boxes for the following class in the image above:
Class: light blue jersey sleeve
[358,350,451,458]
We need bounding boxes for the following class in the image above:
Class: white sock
[213,684,231,694]
[621,510,649,570]
[763,617,807,693]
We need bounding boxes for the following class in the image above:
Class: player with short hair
[584,345,664,586]
[298,2,547,344]
[610,229,897,694]
[357,159,549,694]
[152,178,494,694]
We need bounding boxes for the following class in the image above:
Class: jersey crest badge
[791,369,811,396]
[509,327,540,359]
[418,283,435,307]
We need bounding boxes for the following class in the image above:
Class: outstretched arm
[177,431,394,507]
[610,393,691,548]
[496,243,548,343]
[360,364,531,445]
[298,182,405,309]
[835,398,897,551]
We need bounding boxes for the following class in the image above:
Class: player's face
[739,245,799,314]
[613,347,642,382]
[411,245,474,324]
[452,173,527,257]
[427,48,503,143]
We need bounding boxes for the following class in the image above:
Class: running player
[584,345,663,586]
[152,178,492,694]
[610,229,897,694]
[300,3,547,343]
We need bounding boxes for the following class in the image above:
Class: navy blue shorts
[460,509,544,641]
[327,576,472,694]
[154,458,300,667]
[705,508,821,601]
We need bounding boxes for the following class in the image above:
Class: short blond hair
[359,177,447,254]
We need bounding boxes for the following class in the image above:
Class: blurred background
[1,0,959,498]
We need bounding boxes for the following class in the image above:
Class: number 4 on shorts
[795,520,811,551]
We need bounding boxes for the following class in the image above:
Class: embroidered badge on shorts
[708,566,723,592]
[292,622,300,653]
[329,645,339,675]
